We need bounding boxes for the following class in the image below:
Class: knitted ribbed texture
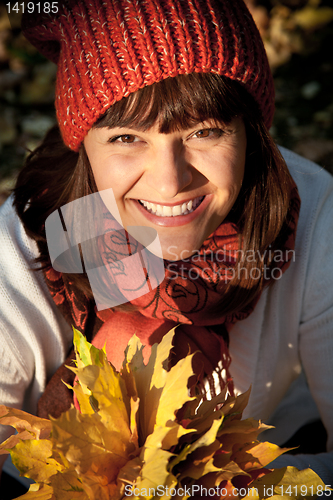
[22,0,274,151]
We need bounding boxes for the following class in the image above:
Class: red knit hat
[22,0,274,152]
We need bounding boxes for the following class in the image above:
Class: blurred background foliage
[0,0,333,204]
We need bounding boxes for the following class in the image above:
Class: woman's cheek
[92,157,142,193]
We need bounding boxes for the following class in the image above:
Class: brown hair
[13,73,294,316]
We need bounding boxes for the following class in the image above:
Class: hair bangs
[93,73,246,133]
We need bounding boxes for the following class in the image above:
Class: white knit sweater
[1,147,333,485]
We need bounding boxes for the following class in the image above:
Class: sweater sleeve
[298,179,333,453]
[0,330,34,444]
[269,159,333,485]
[0,196,72,445]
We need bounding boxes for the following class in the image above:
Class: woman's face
[84,116,246,261]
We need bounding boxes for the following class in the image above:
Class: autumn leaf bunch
[0,328,327,499]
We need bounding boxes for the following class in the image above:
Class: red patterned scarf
[38,185,300,418]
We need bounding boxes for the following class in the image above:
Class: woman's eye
[195,129,211,138]
[109,134,137,144]
[192,128,223,139]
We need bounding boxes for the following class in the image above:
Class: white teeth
[172,205,182,216]
[163,206,173,216]
[139,196,204,217]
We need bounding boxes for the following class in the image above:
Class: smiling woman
[1,0,333,495]
[14,71,294,317]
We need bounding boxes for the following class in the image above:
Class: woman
[0,0,332,493]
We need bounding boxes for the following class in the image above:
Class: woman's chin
[159,240,203,261]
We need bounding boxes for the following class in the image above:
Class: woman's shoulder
[0,194,61,335]
[0,193,36,249]
[280,146,333,246]
[0,194,41,279]
[279,147,333,320]
[0,194,72,373]
[0,193,18,225]
[0,195,47,329]
[280,145,333,206]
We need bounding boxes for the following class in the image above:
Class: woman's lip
[131,194,213,227]
[137,197,201,207]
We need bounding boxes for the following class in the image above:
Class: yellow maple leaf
[0,327,330,500]
[0,406,51,441]
[16,483,54,499]
[10,439,63,483]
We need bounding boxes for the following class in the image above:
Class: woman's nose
[145,143,193,199]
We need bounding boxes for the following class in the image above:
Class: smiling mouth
[138,196,205,217]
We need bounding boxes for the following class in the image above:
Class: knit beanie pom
[22,0,274,152]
